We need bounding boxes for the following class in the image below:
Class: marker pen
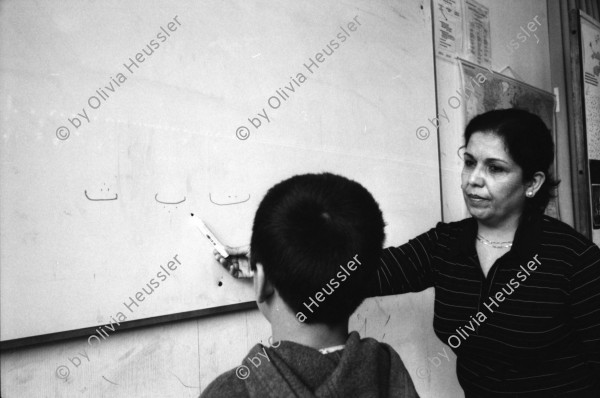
[190,216,229,258]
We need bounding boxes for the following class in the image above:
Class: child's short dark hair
[250,172,385,324]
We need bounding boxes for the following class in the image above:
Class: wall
[547,0,576,230]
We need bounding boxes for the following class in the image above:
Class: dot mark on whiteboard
[155,193,186,213]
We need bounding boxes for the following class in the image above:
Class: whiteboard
[0,0,439,341]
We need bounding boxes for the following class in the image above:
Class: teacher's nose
[467,167,485,186]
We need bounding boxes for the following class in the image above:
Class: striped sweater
[369,214,600,397]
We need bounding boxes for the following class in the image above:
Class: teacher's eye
[463,159,475,168]
[489,165,504,173]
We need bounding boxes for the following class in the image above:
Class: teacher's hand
[214,245,254,279]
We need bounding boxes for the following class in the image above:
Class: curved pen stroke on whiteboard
[155,193,186,205]
[84,190,118,201]
[209,193,251,206]
[102,375,119,385]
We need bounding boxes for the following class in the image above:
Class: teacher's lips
[466,193,489,206]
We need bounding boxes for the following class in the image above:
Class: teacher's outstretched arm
[364,224,442,298]
[214,224,443,295]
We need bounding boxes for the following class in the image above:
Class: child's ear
[254,263,275,303]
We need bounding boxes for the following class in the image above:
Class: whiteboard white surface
[0,0,439,341]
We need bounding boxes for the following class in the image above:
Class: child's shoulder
[200,368,249,398]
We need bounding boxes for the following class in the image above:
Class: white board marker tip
[190,215,229,258]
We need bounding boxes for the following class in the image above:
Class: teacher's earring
[526,191,534,197]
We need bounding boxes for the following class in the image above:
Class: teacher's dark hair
[464,108,559,216]
[250,172,385,324]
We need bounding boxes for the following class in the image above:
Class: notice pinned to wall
[464,0,491,68]
[434,0,463,62]
[580,13,600,160]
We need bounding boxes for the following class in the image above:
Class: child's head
[250,172,385,324]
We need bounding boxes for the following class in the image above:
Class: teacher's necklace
[476,234,513,249]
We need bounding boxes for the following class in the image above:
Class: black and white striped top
[369,214,600,397]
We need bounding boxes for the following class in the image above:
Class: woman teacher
[217,109,600,397]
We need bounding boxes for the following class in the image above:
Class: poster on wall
[592,185,600,229]
[579,12,600,234]
[434,0,463,62]
[433,0,491,68]
[580,12,600,161]
[464,0,491,68]
[458,59,558,218]
[591,160,600,229]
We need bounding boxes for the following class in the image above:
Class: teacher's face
[461,132,527,225]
